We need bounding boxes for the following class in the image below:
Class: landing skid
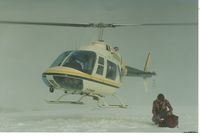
[45,100,84,105]
[45,93,86,105]
[95,94,128,108]
[98,104,128,108]
[45,92,128,108]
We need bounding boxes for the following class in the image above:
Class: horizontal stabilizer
[125,66,156,78]
[125,52,156,78]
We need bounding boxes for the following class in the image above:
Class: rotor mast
[98,27,104,41]
[94,23,116,41]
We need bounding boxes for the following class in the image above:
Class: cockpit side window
[62,51,96,74]
[50,51,72,67]
[106,60,117,80]
[96,56,104,75]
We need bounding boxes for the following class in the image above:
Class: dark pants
[152,110,168,126]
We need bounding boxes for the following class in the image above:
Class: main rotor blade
[0,20,93,27]
[0,20,197,28]
[113,22,197,27]
[0,21,117,28]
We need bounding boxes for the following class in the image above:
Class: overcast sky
[0,0,197,112]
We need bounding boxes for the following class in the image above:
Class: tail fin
[144,52,151,72]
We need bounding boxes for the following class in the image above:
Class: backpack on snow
[166,114,179,128]
[159,114,179,128]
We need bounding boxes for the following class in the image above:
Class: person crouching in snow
[152,93,173,127]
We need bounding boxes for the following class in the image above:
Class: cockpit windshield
[50,50,96,75]
[62,51,96,74]
[50,51,72,67]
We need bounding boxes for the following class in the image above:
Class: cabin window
[96,65,104,75]
[98,56,104,65]
[62,51,96,74]
[50,51,72,67]
[106,60,117,80]
[96,56,104,75]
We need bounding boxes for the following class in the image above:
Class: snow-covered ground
[0,105,198,132]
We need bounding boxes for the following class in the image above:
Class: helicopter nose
[53,76,83,90]
[42,73,83,91]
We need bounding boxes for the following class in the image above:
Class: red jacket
[152,99,173,116]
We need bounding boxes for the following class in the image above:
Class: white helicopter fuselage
[0,20,175,107]
[42,41,125,97]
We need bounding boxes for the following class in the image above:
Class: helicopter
[0,21,195,108]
